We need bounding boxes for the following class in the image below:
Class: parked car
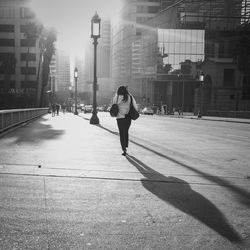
[141,107,154,115]
[80,104,85,111]
[84,105,93,113]
[97,106,106,112]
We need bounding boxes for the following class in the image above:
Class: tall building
[0,0,43,108]
[111,0,165,93]
[54,49,71,101]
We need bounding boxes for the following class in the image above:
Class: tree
[0,53,16,93]
[163,63,172,74]
[23,22,42,90]
[40,28,57,107]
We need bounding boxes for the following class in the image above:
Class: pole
[182,80,184,113]
[90,37,99,124]
[198,82,203,118]
[74,77,78,115]
[201,83,204,116]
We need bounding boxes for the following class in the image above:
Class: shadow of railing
[126,155,242,243]
[4,115,65,144]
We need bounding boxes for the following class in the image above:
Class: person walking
[62,103,66,114]
[56,103,60,116]
[51,103,56,117]
[112,86,138,156]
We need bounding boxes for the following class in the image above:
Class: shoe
[122,151,127,156]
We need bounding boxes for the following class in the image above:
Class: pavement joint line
[43,177,50,250]
[1,172,250,187]
[0,163,40,167]
[8,165,249,180]
[0,164,247,180]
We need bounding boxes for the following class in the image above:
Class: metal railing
[0,108,49,135]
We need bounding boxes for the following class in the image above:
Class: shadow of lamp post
[90,12,101,125]
[74,67,78,115]
[198,72,204,118]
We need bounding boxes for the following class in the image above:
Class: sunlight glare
[31,0,122,57]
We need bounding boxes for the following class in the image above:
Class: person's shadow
[126,155,242,243]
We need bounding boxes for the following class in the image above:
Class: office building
[135,0,250,114]
[54,49,71,102]
[0,0,43,108]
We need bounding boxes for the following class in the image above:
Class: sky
[30,0,121,59]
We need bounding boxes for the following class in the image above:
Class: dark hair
[117,85,129,102]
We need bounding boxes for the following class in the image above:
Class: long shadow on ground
[126,155,242,243]
[94,123,250,208]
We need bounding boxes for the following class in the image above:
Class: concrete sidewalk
[0,113,249,250]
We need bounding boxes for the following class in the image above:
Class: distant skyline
[31,0,121,58]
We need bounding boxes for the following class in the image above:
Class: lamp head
[91,12,101,38]
[74,67,78,78]
[199,72,204,82]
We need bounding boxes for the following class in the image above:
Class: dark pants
[117,117,131,151]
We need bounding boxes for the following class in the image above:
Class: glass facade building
[157,29,204,72]
[141,28,205,76]
[138,27,205,111]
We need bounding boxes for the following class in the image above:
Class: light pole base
[90,113,99,124]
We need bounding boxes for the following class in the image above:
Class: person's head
[117,85,129,101]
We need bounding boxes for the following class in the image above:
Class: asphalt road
[0,112,249,250]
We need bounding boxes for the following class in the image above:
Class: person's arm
[112,94,118,104]
[131,95,138,110]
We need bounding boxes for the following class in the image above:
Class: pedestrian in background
[56,103,60,116]
[51,103,56,117]
[62,103,66,114]
[112,85,137,156]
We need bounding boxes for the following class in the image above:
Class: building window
[0,7,15,18]
[20,7,35,19]
[137,6,146,13]
[0,80,15,88]
[242,76,250,100]
[21,53,36,61]
[148,6,160,13]
[21,81,37,88]
[20,39,36,47]
[223,69,235,87]
[136,16,149,23]
[0,39,15,46]
[0,24,14,32]
[21,67,36,75]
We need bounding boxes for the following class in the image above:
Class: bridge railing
[0,108,49,135]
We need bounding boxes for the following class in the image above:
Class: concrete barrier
[0,108,48,135]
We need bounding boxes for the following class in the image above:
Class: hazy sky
[31,0,121,58]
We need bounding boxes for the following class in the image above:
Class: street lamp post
[74,67,78,115]
[177,74,184,114]
[69,86,72,112]
[198,72,204,118]
[90,12,101,125]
